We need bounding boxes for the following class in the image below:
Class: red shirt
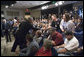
[35,46,52,56]
[51,31,64,46]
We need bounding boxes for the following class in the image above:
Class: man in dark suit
[11,17,37,52]
[1,19,5,37]
[3,19,11,42]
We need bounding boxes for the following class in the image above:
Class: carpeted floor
[1,34,19,56]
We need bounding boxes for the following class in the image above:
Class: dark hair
[36,30,42,37]
[65,31,73,36]
[64,13,70,22]
[1,17,5,19]
[26,34,33,42]
[15,17,17,20]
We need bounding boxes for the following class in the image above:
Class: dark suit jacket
[15,20,34,44]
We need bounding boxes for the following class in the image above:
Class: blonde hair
[43,39,52,49]
[52,14,57,18]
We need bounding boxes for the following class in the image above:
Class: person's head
[49,14,51,16]
[28,17,33,23]
[14,17,17,20]
[65,31,74,40]
[3,19,6,23]
[72,17,75,22]
[32,28,39,35]
[43,39,52,50]
[63,13,70,22]
[26,34,33,42]
[78,17,82,23]
[73,16,78,23]
[48,28,56,35]
[51,14,57,21]
[36,30,42,37]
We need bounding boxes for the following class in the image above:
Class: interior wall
[29,9,41,18]
[1,1,82,20]
[1,7,41,20]
[1,8,25,21]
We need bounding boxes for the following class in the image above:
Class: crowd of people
[1,17,20,42]
[1,10,83,56]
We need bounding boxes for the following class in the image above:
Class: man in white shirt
[13,18,17,24]
[54,31,79,56]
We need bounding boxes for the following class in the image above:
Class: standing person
[4,19,11,42]
[13,17,17,24]
[60,13,75,33]
[11,17,36,52]
[13,21,20,37]
[12,17,18,36]
[51,14,60,31]
[1,18,6,37]
[9,19,14,32]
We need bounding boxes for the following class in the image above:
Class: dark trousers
[11,39,26,52]
[11,39,20,52]
[1,30,5,37]
[5,30,11,42]
[1,30,3,37]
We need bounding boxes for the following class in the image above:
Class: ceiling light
[41,5,48,10]
[55,3,58,6]
[5,5,9,8]
[62,1,64,3]
[58,1,63,5]
[41,1,49,4]
[55,1,64,6]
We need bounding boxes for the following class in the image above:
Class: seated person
[33,30,42,44]
[74,17,83,35]
[35,39,57,56]
[54,31,79,56]
[75,17,83,31]
[16,34,39,56]
[47,28,64,46]
[73,18,83,47]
